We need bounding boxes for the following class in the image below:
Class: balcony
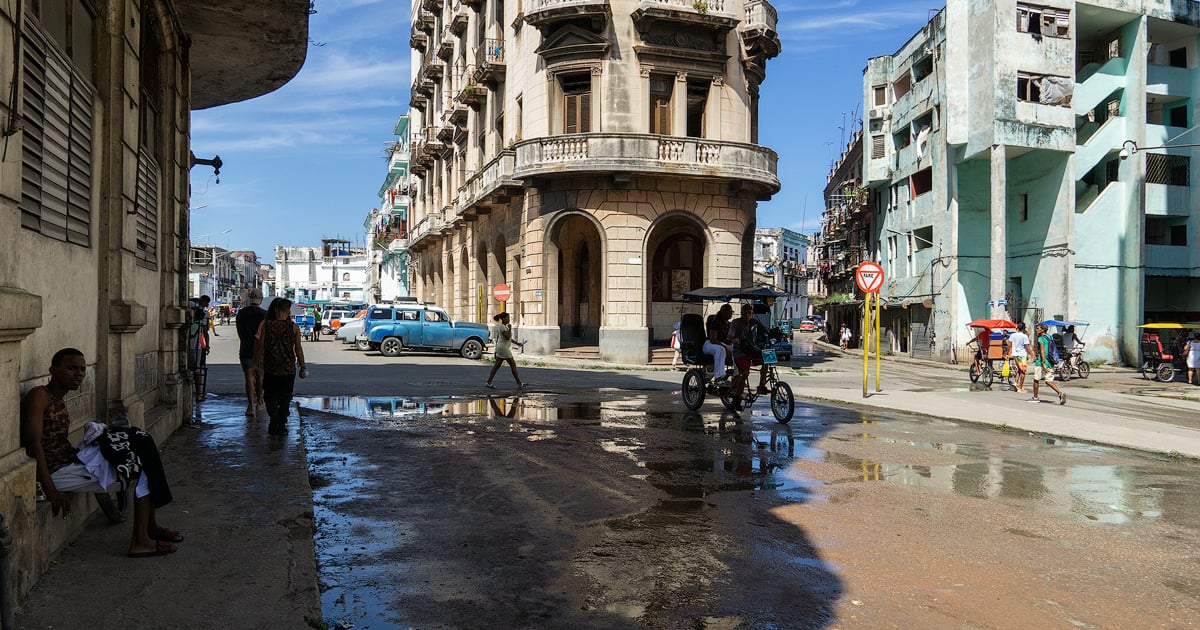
[416,8,436,32]
[409,89,428,110]
[524,0,611,33]
[426,57,445,80]
[445,99,469,126]
[632,0,738,32]
[459,151,521,218]
[475,39,505,84]
[409,213,448,250]
[410,23,428,51]
[455,65,487,108]
[421,0,443,12]
[437,26,456,59]
[513,133,780,196]
[450,0,469,34]
[414,66,434,96]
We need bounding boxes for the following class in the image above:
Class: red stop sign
[493,283,512,302]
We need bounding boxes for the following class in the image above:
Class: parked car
[364,304,490,359]
[796,319,818,332]
[320,309,354,335]
[335,316,367,348]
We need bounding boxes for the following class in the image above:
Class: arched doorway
[645,214,708,342]
[548,213,603,346]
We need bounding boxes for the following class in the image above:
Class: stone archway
[546,212,604,346]
[645,213,709,342]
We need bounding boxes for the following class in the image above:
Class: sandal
[484,383,495,389]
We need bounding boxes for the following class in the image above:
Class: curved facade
[407,0,780,363]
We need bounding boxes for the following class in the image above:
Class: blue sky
[190,0,941,262]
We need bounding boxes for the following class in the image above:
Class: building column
[989,144,1008,320]
[673,71,688,135]
[707,76,723,139]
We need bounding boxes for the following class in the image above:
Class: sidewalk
[15,400,321,629]
[799,340,1200,459]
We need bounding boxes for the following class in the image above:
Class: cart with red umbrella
[966,319,1019,387]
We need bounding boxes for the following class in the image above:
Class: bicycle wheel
[1077,362,1091,379]
[770,381,794,424]
[982,364,994,387]
[969,363,981,383]
[1156,363,1175,382]
[681,369,706,410]
[719,388,741,412]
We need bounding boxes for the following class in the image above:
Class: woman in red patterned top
[254,298,307,436]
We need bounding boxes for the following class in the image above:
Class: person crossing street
[1028,322,1066,405]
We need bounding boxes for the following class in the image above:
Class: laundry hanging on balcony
[1039,76,1073,106]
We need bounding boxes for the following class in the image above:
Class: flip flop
[128,540,177,558]
[484,383,496,389]
[150,527,184,543]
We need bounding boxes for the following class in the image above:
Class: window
[514,94,523,141]
[399,310,419,321]
[342,272,351,281]
[686,80,709,138]
[910,168,933,198]
[871,135,885,159]
[20,9,95,246]
[561,73,591,134]
[1170,224,1188,246]
[424,310,447,322]
[493,80,505,152]
[912,55,933,83]
[650,75,673,135]
[370,308,394,320]
[1018,194,1028,222]
[135,6,163,267]
[1017,3,1069,38]
[1017,72,1071,106]
[913,226,934,251]
[1146,154,1190,186]
[651,234,704,301]
[1170,47,1188,68]
[892,74,912,101]
[1168,104,1188,128]
[872,85,887,107]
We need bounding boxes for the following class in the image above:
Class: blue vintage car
[364,304,490,359]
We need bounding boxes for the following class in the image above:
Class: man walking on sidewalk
[1008,323,1032,393]
[1028,322,1066,405]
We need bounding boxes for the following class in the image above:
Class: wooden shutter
[565,92,591,134]
[135,147,159,266]
[20,24,92,246]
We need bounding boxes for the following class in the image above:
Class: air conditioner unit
[868,107,887,120]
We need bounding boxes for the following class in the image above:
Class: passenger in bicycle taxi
[703,304,738,387]
[971,326,991,374]
[1061,325,1083,370]
[729,304,771,400]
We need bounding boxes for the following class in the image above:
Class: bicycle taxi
[676,286,795,423]
[966,319,1016,389]
[1138,322,1198,382]
[1040,319,1090,380]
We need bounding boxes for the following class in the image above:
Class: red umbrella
[967,318,1018,330]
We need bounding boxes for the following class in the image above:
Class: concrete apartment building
[370,115,413,302]
[187,247,264,306]
[1,0,309,604]
[752,227,810,323]
[275,240,371,304]
[404,0,782,363]
[863,1,1200,364]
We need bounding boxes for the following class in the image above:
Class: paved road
[21,327,1200,627]
[222,327,1200,627]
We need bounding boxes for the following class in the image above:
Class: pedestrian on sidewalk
[187,295,211,404]
[312,308,322,342]
[1029,322,1066,405]
[235,289,267,415]
[1008,323,1032,393]
[670,322,683,370]
[254,298,308,435]
[839,322,852,350]
[485,311,526,389]
[21,348,183,557]
[1186,332,1200,385]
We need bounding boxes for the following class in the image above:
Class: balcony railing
[475,39,505,83]
[740,0,780,57]
[513,133,779,194]
[455,65,486,107]
[459,151,519,214]
[437,26,455,59]
[410,23,428,50]
[450,0,469,34]
[640,0,734,17]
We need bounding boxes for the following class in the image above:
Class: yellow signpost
[855,261,885,398]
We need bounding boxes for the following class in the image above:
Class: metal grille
[1146,153,1189,186]
[135,147,160,267]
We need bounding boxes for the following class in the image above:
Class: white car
[335,317,367,349]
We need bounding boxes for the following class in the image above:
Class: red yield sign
[855,261,885,294]
[492,283,513,302]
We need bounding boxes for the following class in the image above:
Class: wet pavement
[297,389,1200,628]
[16,330,1200,628]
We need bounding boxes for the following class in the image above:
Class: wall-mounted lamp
[1119,139,1200,159]
[190,150,223,183]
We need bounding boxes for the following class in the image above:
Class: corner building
[406,0,781,364]
[865,1,1200,364]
